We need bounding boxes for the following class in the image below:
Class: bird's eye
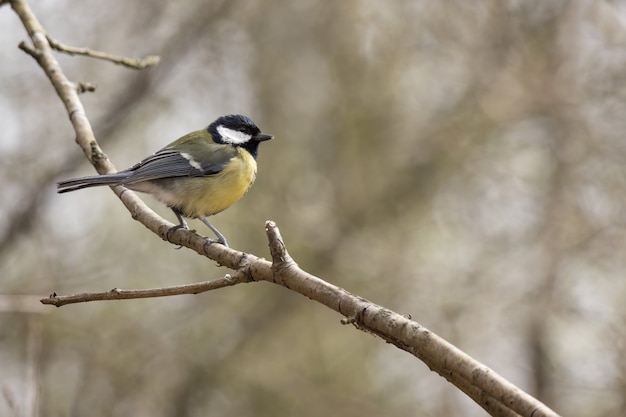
[239,126,258,135]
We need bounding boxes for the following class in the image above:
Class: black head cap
[208,114,273,158]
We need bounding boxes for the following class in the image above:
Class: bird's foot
[199,217,229,247]
[166,222,190,247]
[204,236,229,248]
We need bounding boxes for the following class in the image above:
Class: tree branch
[46,35,160,69]
[263,222,558,417]
[11,0,115,175]
[41,272,246,307]
[11,0,172,253]
[40,221,562,417]
[10,0,562,416]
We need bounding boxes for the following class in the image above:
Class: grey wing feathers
[120,149,225,184]
[57,148,228,193]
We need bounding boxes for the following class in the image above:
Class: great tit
[57,114,273,247]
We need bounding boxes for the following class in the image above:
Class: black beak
[254,133,273,142]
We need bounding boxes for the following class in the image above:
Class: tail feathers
[57,172,132,193]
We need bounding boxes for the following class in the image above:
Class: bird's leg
[199,217,229,247]
[171,208,189,229]
[168,208,228,247]
[166,208,190,245]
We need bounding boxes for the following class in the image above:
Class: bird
[57,114,273,247]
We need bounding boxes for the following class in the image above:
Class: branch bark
[46,35,160,69]
[41,272,245,306]
[10,0,562,416]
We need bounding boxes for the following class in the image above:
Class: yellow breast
[193,148,257,217]
[166,148,257,218]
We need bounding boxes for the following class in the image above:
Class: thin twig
[18,40,40,58]
[47,35,160,69]
[75,81,96,93]
[40,273,245,307]
[12,0,115,174]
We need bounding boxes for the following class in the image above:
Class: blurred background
[1,1,625,416]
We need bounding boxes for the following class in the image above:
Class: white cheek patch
[217,125,252,144]
[180,152,203,170]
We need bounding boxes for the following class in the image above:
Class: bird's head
[208,115,273,147]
